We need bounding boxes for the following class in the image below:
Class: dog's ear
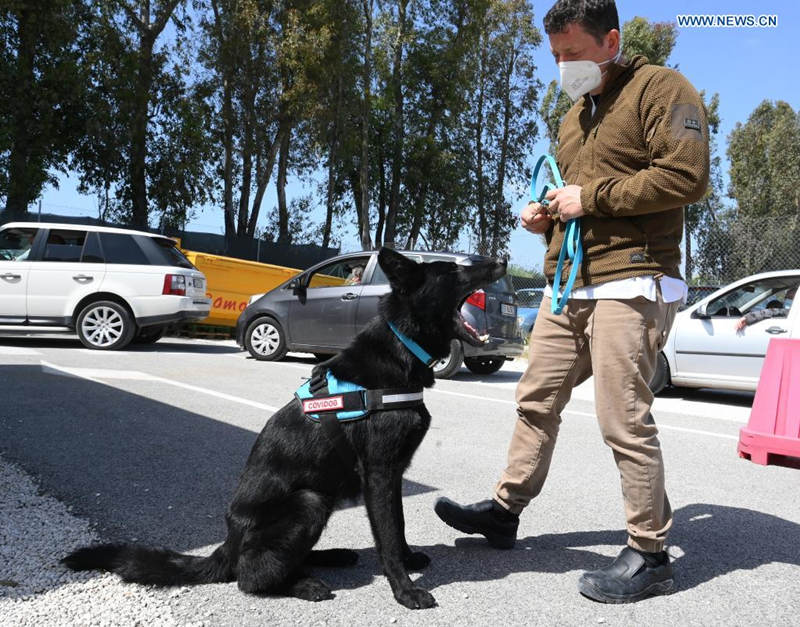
[378,247,422,293]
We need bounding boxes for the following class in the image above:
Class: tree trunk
[475,27,488,254]
[685,222,693,281]
[491,57,515,256]
[384,0,408,249]
[375,144,387,246]
[4,6,35,219]
[275,124,291,244]
[358,0,374,250]
[238,85,255,236]
[222,74,236,245]
[247,125,283,237]
[130,27,155,228]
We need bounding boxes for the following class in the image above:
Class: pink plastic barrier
[738,338,800,468]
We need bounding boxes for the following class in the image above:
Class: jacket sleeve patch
[670,103,704,140]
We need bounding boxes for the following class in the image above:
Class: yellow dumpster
[181,250,302,327]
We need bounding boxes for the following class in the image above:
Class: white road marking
[429,387,740,441]
[40,361,279,412]
[0,345,41,356]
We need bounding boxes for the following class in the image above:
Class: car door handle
[73,274,94,283]
[341,292,359,301]
[1,272,21,280]
[765,326,788,335]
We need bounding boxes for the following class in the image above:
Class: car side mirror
[289,278,306,296]
[693,303,710,319]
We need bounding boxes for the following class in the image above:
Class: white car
[0,222,211,350]
[653,269,800,393]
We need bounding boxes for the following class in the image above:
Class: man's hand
[520,201,552,234]
[544,184,585,221]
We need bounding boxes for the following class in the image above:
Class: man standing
[434,0,709,603]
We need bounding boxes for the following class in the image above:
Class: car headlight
[248,293,266,305]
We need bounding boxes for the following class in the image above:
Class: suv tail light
[466,289,486,310]
[163,274,186,296]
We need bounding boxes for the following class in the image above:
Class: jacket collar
[581,54,648,110]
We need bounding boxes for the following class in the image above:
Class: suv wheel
[76,301,136,350]
[433,339,463,379]
[464,356,505,375]
[649,352,670,395]
[245,316,288,361]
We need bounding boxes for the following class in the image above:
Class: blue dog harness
[294,321,433,471]
[295,370,424,422]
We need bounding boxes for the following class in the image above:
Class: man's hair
[544,0,619,44]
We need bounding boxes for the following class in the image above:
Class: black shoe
[578,546,674,603]
[434,497,518,549]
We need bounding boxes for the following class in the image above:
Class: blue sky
[41,0,798,271]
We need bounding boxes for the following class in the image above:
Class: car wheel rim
[251,323,281,356]
[433,353,452,373]
[82,306,124,348]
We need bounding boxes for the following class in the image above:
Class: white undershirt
[544,275,688,304]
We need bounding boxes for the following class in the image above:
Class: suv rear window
[135,236,194,269]
[99,232,149,264]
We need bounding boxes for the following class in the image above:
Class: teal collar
[387,321,436,367]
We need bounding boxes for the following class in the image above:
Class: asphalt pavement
[1,334,799,626]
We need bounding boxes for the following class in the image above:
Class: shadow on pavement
[390,502,800,595]
[1,365,434,558]
[658,386,755,408]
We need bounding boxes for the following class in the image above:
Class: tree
[727,100,800,218]
[467,0,541,256]
[1,0,87,220]
[70,0,207,229]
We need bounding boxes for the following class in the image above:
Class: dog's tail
[62,542,233,586]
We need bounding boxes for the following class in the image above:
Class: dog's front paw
[394,586,436,609]
[290,577,335,602]
[403,551,431,571]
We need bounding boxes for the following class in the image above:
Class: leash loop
[530,154,582,315]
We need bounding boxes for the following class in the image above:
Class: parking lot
[2,335,799,626]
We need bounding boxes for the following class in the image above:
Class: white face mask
[559,49,621,102]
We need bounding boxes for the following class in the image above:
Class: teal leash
[530,154,583,314]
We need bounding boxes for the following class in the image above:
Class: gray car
[235,250,523,378]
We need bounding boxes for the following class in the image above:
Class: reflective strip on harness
[381,392,423,404]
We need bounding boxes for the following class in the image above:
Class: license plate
[501,303,515,316]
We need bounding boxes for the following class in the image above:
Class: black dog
[63,247,506,609]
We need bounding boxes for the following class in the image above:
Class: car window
[99,232,149,265]
[81,231,104,263]
[42,229,87,262]
[308,257,371,288]
[135,235,194,268]
[706,277,799,317]
[0,227,38,261]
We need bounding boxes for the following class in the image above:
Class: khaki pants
[494,291,680,553]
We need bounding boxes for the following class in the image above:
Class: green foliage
[727,100,800,217]
[0,0,88,218]
[621,16,676,66]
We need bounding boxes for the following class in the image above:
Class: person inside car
[736,286,796,332]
